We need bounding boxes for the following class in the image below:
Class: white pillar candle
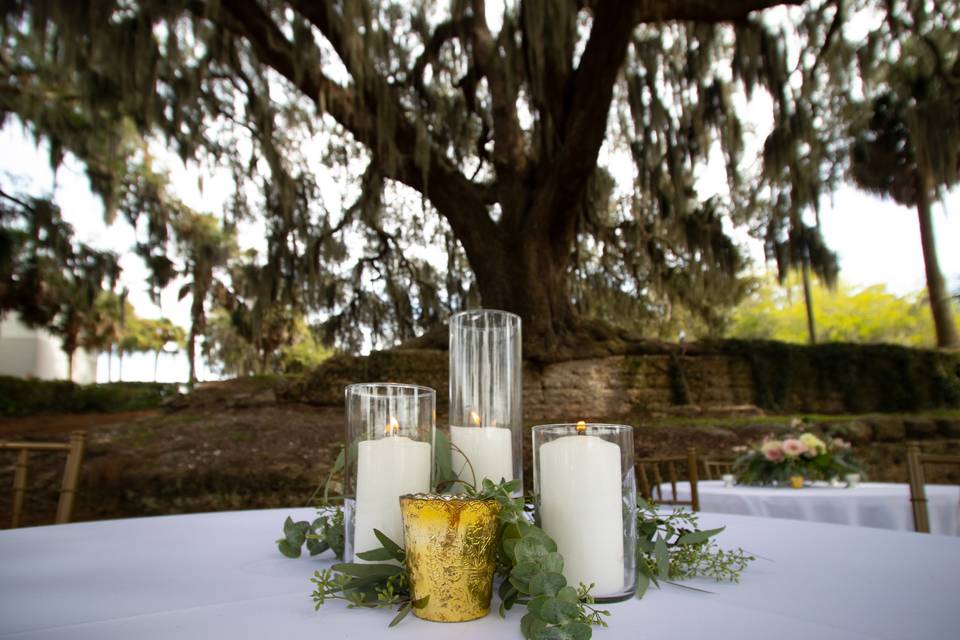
[450,425,513,486]
[354,436,431,559]
[539,433,624,595]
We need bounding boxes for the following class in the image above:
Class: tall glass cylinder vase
[532,423,637,602]
[448,309,522,494]
[344,383,435,562]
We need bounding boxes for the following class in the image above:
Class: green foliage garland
[279,480,752,639]
[635,499,754,597]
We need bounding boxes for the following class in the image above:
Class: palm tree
[86,291,124,381]
[175,213,237,385]
[145,317,185,382]
[850,41,960,348]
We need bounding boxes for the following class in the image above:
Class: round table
[660,481,960,535]
[1,507,958,639]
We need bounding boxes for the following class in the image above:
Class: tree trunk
[801,252,817,344]
[66,350,75,382]
[187,329,197,386]
[916,169,959,348]
[154,351,160,382]
[107,348,113,382]
[118,348,124,382]
[466,216,578,357]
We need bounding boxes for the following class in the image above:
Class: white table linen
[660,481,960,535]
[1,507,959,639]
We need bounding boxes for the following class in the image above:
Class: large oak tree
[5,1,926,355]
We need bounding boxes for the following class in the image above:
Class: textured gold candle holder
[399,494,500,622]
[790,475,805,489]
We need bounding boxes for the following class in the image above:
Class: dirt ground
[1,378,958,530]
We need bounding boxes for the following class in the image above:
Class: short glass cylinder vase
[400,494,501,622]
[344,383,435,562]
[448,309,523,494]
[531,423,637,602]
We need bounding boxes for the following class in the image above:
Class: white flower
[782,438,808,458]
[799,433,827,456]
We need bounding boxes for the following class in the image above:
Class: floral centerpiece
[733,432,863,486]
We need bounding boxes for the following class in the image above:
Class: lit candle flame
[576,420,587,434]
[385,416,400,436]
[469,409,482,426]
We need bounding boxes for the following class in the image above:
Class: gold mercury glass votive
[399,494,500,622]
[789,475,805,489]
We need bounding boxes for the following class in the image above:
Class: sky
[2,105,958,384]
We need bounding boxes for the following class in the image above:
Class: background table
[661,481,960,535]
[2,507,959,639]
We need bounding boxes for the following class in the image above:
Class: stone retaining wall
[280,341,960,417]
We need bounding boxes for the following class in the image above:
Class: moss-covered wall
[280,341,960,416]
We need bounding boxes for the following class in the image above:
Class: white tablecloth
[659,481,960,535]
[1,508,959,639]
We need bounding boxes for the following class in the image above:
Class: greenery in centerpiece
[733,432,863,486]
[635,498,754,597]
[277,444,755,640]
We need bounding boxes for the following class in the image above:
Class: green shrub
[714,340,960,413]
[0,376,178,417]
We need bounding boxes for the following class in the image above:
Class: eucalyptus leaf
[654,536,670,578]
[283,517,308,547]
[373,529,405,562]
[509,561,540,592]
[515,537,551,564]
[499,580,519,614]
[635,569,651,598]
[542,552,564,574]
[516,522,558,552]
[323,448,345,501]
[527,595,548,618]
[306,538,329,556]
[388,602,412,628]
[433,430,456,488]
[556,586,578,603]
[277,539,301,558]
[332,562,403,579]
[538,597,580,624]
[521,611,549,640]
[529,572,567,597]
[355,547,394,561]
[537,621,592,640]
[676,527,725,545]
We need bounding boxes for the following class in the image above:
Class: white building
[0,314,98,383]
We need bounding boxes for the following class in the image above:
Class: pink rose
[761,441,784,462]
[782,438,808,458]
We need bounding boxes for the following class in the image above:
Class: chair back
[702,458,735,481]
[636,447,700,511]
[1,430,86,528]
[905,442,960,534]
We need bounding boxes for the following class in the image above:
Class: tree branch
[469,0,528,187]
[411,16,474,95]
[206,0,503,281]
[529,0,803,242]
[634,0,804,22]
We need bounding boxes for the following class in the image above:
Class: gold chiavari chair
[702,458,735,481]
[637,447,700,511]
[1,430,87,528]
[906,442,960,534]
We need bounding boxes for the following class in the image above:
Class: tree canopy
[728,276,954,347]
[1,1,957,356]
